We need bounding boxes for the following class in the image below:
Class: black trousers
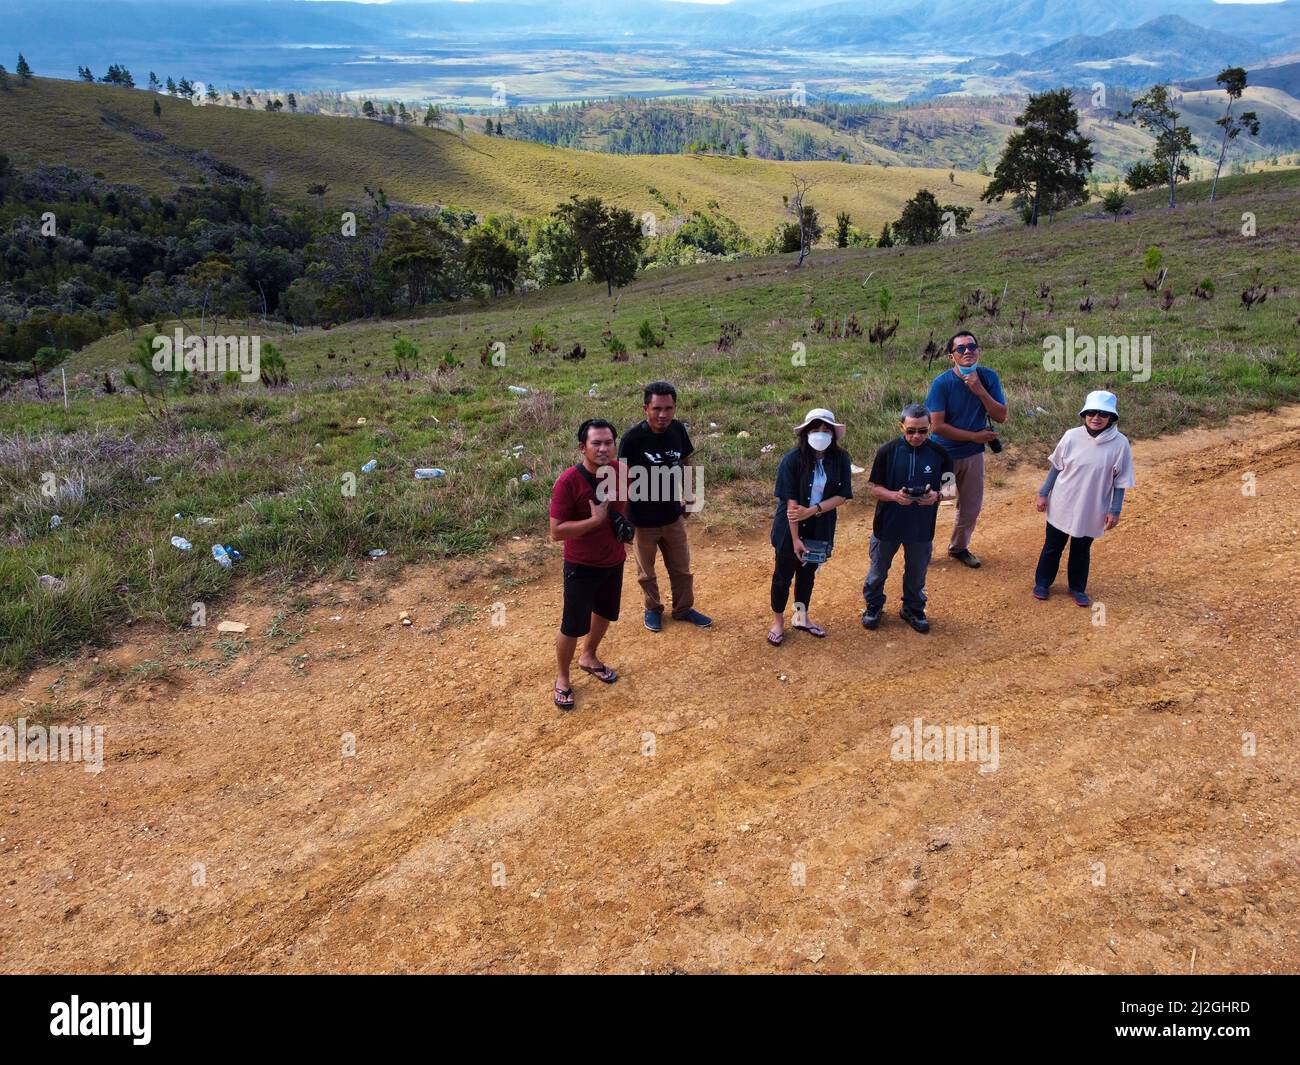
[1034,521,1094,593]
[771,549,817,613]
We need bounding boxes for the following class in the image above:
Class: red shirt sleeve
[549,468,574,522]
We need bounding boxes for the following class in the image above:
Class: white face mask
[807,431,833,452]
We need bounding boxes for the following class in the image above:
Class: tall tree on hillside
[206,84,219,102]
[1209,67,1260,203]
[1119,85,1197,209]
[149,71,161,92]
[457,116,465,142]
[362,100,377,118]
[166,77,177,95]
[981,88,1094,226]
[466,226,521,295]
[423,104,439,127]
[554,195,643,296]
[287,92,297,111]
[15,54,32,82]
[78,66,94,82]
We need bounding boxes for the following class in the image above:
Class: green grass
[1,167,1297,685]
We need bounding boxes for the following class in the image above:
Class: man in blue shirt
[862,404,954,633]
[924,331,1008,568]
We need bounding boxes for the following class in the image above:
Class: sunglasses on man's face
[903,427,930,436]
[952,343,978,355]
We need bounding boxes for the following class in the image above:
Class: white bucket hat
[793,407,846,442]
[1078,390,1119,418]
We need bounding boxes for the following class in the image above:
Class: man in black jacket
[862,404,954,633]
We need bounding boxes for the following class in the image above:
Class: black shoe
[949,549,981,569]
[899,606,930,634]
[861,607,882,630]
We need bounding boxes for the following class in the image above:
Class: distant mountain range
[2,0,1298,99]
[959,15,1269,89]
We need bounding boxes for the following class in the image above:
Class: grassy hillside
[2,166,1296,685]
[0,77,999,236]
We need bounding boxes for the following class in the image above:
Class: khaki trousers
[632,517,695,618]
[948,451,986,554]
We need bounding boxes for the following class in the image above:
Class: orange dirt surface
[3,406,1299,974]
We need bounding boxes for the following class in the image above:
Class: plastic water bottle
[211,544,231,568]
[170,536,192,551]
[521,473,532,482]
[49,515,62,529]
[415,468,446,479]
[507,385,529,395]
[361,459,378,473]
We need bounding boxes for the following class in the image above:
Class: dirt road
[4,406,1299,973]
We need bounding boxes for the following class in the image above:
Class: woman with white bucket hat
[766,407,853,645]
[1033,390,1135,607]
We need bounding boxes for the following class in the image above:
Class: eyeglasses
[1083,411,1111,419]
[952,343,978,355]
[903,427,930,436]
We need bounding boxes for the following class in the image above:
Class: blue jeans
[863,536,932,614]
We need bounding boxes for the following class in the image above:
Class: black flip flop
[554,686,575,710]
[793,623,827,638]
[579,663,619,684]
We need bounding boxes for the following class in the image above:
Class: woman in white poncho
[1033,390,1135,608]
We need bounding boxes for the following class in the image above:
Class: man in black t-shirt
[862,404,955,634]
[617,381,713,632]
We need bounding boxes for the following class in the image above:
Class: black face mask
[1084,415,1115,437]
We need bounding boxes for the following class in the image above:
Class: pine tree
[78,66,94,82]
[15,54,32,81]
[287,92,297,111]
[149,72,161,92]
[166,77,177,95]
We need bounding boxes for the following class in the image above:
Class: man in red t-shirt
[548,418,630,711]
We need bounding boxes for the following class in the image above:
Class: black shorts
[561,561,624,637]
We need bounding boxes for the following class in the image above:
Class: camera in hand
[986,420,1003,454]
[609,509,636,543]
[901,485,931,499]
